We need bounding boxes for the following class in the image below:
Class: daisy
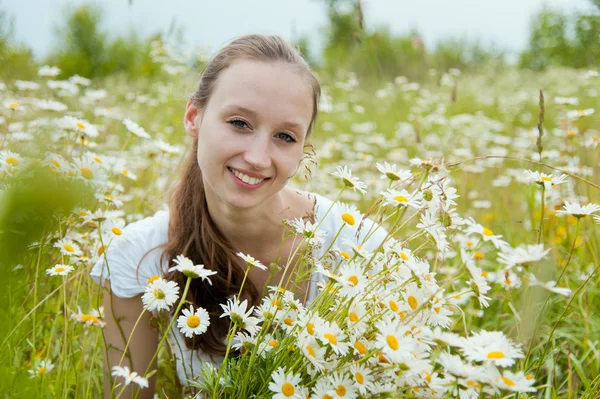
[61,115,99,137]
[111,366,149,389]
[527,273,571,296]
[71,306,106,328]
[338,202,361,226]
[298,334,327,370]
[72,156,107,184]
[113,161,138,181]
[311,379,335,399]
[287,218,327,248]
[380,188,423,209]
[268,367,303,399]
[141,278,179,312]
[123,118,151,139]
[524,170,568,190]
[464,218,509,251]
[460,330,524,367]
[490,369,537,393]
[375,162,412,183]
[28,360,54,378]
[566,108,594,119]
[102,218,126,238]
[168,254,217,282]
[38,65,61,77]
[177,305,210,338]
[497,244,550,269]
[220,297,260,335]
[555,201,600,219]
[375,319,416,363]
[345,300,368,332]
[46,264,74,277]
[0,150,22,168]
[329,372,357,398]
[338,262,368,297]
[237,252,267,270]
[331,165,367,195]
[349,364,374,395]
[316,321,349,355]
[54,238,83,257]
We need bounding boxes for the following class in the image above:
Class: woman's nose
[242,135,272,170]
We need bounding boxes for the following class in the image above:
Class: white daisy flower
[526,273,571,297]
[329,372,357,398]
[460,330,524,367]
[220,297,260,335]
[54,238,82,257]
[38,65,62,77]
[555,201,600,219]
[46,264,74,277]
[375,319,416,363]
[331,165,367,195]
[141,278,179,312]
[375,162,412,182]
[28,359,54,378]
[349,364,374,395]
[287,218,327,248]
[338,262,367,298]
[380,188,423,209]
[524,170,568,190]
[177,305,210,338]
[61,115,99,137]
[316,321,349,355]
[111,366,149,389]
[268,367,303,399]
[490,369,537,393]
[237,252,267,270]
[123,118,151,139]
[168,254,217,282]
[71,306,106,328]
[566,108,594,119]
[497,244,551,269]
[338,202,361,226]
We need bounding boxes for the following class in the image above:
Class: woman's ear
[183,101,202,138]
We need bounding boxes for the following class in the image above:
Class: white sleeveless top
[90,192,387,386]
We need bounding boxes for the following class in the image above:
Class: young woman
[91,34,387,398]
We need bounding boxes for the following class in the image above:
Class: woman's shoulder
[90,209,170,297]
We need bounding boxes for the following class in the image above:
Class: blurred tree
[0,5,36,80]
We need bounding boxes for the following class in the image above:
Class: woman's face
[184,59,314,210]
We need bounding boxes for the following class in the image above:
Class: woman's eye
[229,119,249,130]
[276,132,296,143]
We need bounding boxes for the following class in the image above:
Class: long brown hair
[161,34,321,355]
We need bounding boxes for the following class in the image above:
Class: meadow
[0,42,599,398]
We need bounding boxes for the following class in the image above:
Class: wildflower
[28,360,54,378]
[287,218,326,248]
[54,238,83,257]
[566,108,594,119]
[331,165,367,194]
[461,330,524,367]
[329,372,357,398]
[555,201,600,219]
[237,252,267,270]
[220,297,260,335]
[464,218,509,251]
[524,170,567,190]
[111,366,149,389]
[15,80,40,90]
[72,156,107,184]
[61,115,99,137]
[338,262,368,297]
[298,335,326,369]
[46,264,74,277]
[113,161,138,181]
[268,367,303,399]
[72,307,106,328]
[497,244,550,269]
[527,273,571,296]
[102,218,126,238]
[338,202,361,226]
[316,321,349,355]
[490,369,537,393]
[141,278,179,312]
[375,319,416,363]
[349,364,373,395]
[381,188,423,209]
[168,254,217,282]
[177,305,210,338]
[123,118,151,139]
[461,249,491,308]
[375,162,412,182]
[311,379,335,399]
[498,270,522,291]
[0,150,22,169]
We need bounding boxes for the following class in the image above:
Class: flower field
[0,46,599,398]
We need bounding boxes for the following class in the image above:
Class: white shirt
[90,192,387,386]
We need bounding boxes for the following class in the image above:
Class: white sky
[4,0,595,60]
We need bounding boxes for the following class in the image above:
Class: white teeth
[230,168,265,185]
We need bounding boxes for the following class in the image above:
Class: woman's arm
[103,282,158,399]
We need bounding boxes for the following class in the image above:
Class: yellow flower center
[566,130,577,137]
[393,195,408,203]
[306,344,315,357]
[354,341,367,355]
[341,213,355,225]
[323,395,333,399]
[481,271,488,278]
[37,367,47,375]
[386,335,399,350]
[466,380,480,388]
[187,315,200,328]
[483,227,493,236]
[9,102,19,108]
[466,240,473,247]
[284,317,294,326]
[281,382,295,397]
[81,314,99,324]
[487,351,505,359]
[389,300,399,312]
[51,160,61,168]
[347,275,359,286]
[76,122,86,130]
[324,333,337,345]
[355,372,364,384]
[80,167,94,179]
[153,289,165,300]
[63,244,75,253]
[340,251,350,260]
[111,227,122,235]
[269,340,279,347]
[93,156,102,163]
[6,157,19,166]
[349,312,359,323]
[408,295,418,310]
[122,169,129,175]
[473,251,484,260]
[55,266,65,273]
[526,373,533,380]
[541,176,552,182]
[424,371,431,383]
[501,376,515,386]
[336,385,346,396]
[148,275,160,284]
[400,252,409,261]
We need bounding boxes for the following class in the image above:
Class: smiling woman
[89,34,387,397]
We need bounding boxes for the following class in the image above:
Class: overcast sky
[5,0,595,60]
